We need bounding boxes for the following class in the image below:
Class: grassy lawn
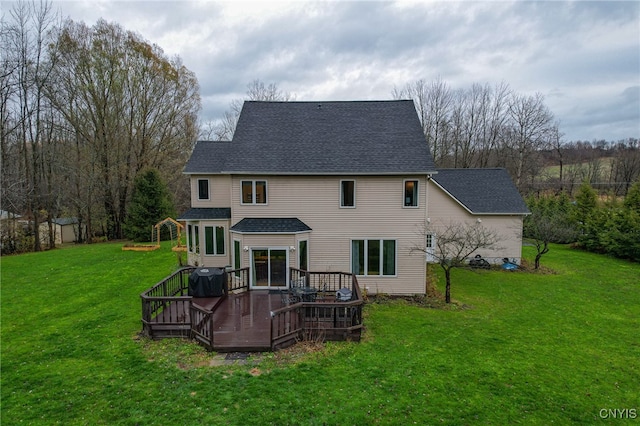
[1,242,638,425]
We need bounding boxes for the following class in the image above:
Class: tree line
[3,3,637,256]
[1,1,200,252]
[393,79,639,196]
[524,180,640,266]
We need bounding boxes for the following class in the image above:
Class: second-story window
[241,180,267,204]
[340,180,355,207]
[198,179,209,200]
[404,179,418,207]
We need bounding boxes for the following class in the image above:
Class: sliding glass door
[251,248,288,288]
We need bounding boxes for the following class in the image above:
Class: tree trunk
[445,267,452,303]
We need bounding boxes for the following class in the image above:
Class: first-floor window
[204,225,225,255]
[351,239,396,276]
[233,240,241,276]
[299,240,308,270]
[192,225,199,253]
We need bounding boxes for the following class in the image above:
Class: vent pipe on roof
[317,104,322,109]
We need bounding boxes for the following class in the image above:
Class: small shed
[39,218,84,245]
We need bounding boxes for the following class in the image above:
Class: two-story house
[179,100,528,295]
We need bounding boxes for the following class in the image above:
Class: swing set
[122,217,186,252]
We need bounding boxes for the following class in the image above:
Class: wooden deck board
[211,291,279,351]
[146,288,361,351]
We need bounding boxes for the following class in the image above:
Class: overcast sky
[36,1,640,141]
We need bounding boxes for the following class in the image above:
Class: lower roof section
[230,218,312,234]
[178,208,232,220]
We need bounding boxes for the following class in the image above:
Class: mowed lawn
[1,242,638,425]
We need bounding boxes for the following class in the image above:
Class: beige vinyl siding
[427,180,525,263]
[230,175,428,295]
[190,175,232,208]
[187,219,231,268]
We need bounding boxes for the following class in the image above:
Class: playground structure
[122,217,186,252]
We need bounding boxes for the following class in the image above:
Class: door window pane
[270,249,287,287]
[252,249,269,287]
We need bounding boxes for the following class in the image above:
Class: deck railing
[141,267,195,337]
[270,269,364,350]
[190,304,214,347]
[140,266,249,340]
[227,267,250,293]
[141,267,363,351]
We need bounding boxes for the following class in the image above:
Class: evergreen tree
[573,181,601,250]
[123,169,175,242]
[623,180,640,214]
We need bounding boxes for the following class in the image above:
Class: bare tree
[48,19,200,240]
[502,92,555,189]
[393,77,452,165]
[204,79,294,141]
[1,0,60,251]
[523,194,577,269]
[411,221,502,303]
[611,138,640,195]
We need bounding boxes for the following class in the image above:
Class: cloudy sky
[42,1,640,141]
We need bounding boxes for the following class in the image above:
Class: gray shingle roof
[432,168,530,215]
[178,208,232,220]
[183,141,233,174]
[184,100,435,175]
[230,218,312,233]
[53,217,78,226]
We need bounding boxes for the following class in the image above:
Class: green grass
[1,243,638,424]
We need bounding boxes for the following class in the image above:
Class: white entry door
[426,234,436,263]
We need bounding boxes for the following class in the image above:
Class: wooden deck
[141,267,364,352]
[210,291,276,351]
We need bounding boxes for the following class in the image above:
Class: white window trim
[350,238,398,277]
[240,180,268,205]
[403,179,419,208]
[197,178,210,201]
[339,179,356,208]
[188,223,200,254]
[204,225,226,256]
